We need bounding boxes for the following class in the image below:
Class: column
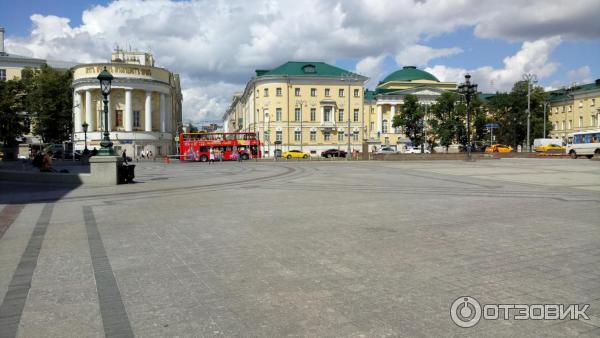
[391,104,396,133]
[85,90,94,131]
[145,91,153,132]
[160,93,166,133]
[74,91,82,132]
[107,94,112,132]
[377,104,383,134]
[125,89,133,132]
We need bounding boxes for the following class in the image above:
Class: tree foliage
[428,92,465,151]
[0,79,28,146]
[22,65,73,144]
[392,94,424,146]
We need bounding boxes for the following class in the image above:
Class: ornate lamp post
[97,67,115,155]
[458,74,478,161]
[82,122,89,153]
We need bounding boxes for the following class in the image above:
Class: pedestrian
[40,151,54,172]
[209,148,215,164]
[141,149,145,160]
[122,149,128,164]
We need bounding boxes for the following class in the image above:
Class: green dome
[381,66,439,83]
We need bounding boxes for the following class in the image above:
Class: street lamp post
[542,100,548,139]
[296,99,306,153]
[97,67,115,156]
[523,73,537,152]
[82,122,89,153]
[457,74,478,161]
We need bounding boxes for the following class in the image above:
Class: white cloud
[355,55,386,88]
[567,66,593,85]
[395,45,463,67]
[4,0,597,120]
[426,37,562,92]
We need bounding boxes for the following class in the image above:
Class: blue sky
[1,0,599,121]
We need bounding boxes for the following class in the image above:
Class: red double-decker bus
[179,132,261,162]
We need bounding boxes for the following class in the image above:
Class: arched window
[382,120,388,134]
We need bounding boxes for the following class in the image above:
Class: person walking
[122,149,128,164]
[209,148,215,164]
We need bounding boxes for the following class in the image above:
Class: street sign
[485,123,500,129]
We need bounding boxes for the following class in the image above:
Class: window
[592,98,596,107]
[370,121,374,131]
[568,120,572,129]
[324,132,331,141]
[353,109,359,122]
[338,109,344,122]
[276,88,282,96]
[579,116,583,128]
[295,108,301,121]
[353,131,359,141]
[264,131,270,142]
[256,89,259,97]
[554,122,558,130]
[276,131,282,142]
[294,88,300,96]
[116,110,123,127]
[276,108,282,121]
[568,105,572,112]
[591,115,597,127]
[310,108,316,121]
[294,130,301,141]
[310,88,317,97]
[338,132,344,141]
[339,89,344,97]
[310,131,316,141]
[133,111,140,128]
[0,69,6,81]
[382,119,388,133]
[354,89,360,97]
[579,100,583,108]
[325,88,330,97]
[324,107,332,122]
[264,88,269,97]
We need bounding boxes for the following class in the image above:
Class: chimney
[0,27,5,55]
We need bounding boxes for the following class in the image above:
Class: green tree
[187,122,198,133]
[0,79,28,148]
[23,65,73,143]
[429,92,465,152]
[392,94,424,146]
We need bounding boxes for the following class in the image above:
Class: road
[1,159,599,337]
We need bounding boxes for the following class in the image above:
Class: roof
[256,61,364,79]
[548,80,600,103]
[380,66,439,84]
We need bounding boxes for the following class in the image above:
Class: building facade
[223,63,457,156]
[223,62,368,157]
[363,66,457,149]
[548,80,600,141]
[71,49,183,156]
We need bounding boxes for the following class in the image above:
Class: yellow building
[71,49,183,156]
[548,80,600,142]
[363,66,457,150]
[0,27,48,81]
[223,62,368,157]
[224,63,457,155]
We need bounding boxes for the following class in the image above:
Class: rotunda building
[71,49,182,157]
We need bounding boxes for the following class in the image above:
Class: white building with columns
[71,49,182,157]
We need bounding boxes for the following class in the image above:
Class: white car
[376,147,398,154]
[405,147,430,154]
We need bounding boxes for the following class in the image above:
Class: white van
[566,130,600,158]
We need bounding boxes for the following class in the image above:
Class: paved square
[1,159,599,337]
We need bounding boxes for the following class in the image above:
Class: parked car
[376,147,398,154]
[485,144,513,153]
[534,144,565,152]
[321,149,347,158]
[282,150,309,159]
[405,147,431,154]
